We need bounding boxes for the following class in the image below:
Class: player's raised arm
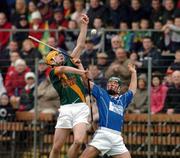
[128,63,137,95]
[71,14,89,59]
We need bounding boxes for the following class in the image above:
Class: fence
[0,112,180,158]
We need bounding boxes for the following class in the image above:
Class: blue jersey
[92,84,133,132]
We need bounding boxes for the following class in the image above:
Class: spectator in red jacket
[0,12,12,51]
[5,59,30,97]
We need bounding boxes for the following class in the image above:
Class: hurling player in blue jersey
[80,63,137,158]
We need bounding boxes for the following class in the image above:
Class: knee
[73,139,84,147]
[52,144,61,154]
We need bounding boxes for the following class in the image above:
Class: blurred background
[0,0,180,158]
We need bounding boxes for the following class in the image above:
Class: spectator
[151,72,168,114]
[96,52,109,73]
[37,1,53,23]
[129,0,149,23]
[168,49,180,71]
[152,20,165,51]
[0,93,15,122]
[91,17,104,50]
[162,0,176,24]
[71,0,85,26]
[18,72,36,111]
[88,64,107,89]
[81,37,97,69]
[139,18,151,37]
[37,59,51,84]
[0,12,12,51]
[33,76,60,114]
[13,14,29,46]
[164,70,180,113]
[128,74,148,113]
[150,0,164,22]
[0,73,6,96]
[27,1,38,23]
[87,0,108,28]
[0,40,19,78]
[107,0,129,28]
[20,39,42,71]
[138,36,162,72]
[106,35,122,62]
[119,21,132,52]
[5,58,30,96]
[49,8,68,49]
[5,51,30,84]
[163,69,174,87]
[10,0,27,27]
[162,16,180,53]
[129,52,143,69]
[65,20,79,51]
[29,11,45,47]
[130,21,142,52]
[105,48,131,83]
[63,0,74,20]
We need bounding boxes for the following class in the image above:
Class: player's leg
[67,103,90,158]
[112,151,131,158]
[80,145,101,158]
[67,122,87,158]
[49,128,70,158]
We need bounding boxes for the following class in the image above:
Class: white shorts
[89,127,128,156]
[55,103,90,129]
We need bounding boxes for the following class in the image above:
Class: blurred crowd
[0,0,180,122]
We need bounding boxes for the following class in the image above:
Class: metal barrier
[0,113,180,158]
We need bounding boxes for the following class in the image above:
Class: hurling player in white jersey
[80,63,137,158]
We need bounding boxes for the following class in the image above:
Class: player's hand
[72,58,81,67]
[80,14,89,25]
[128,63,136,73]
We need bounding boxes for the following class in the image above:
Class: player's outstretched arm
[72,59,94,89]
[55,66,87,76]
[71,14,89,59]
[128,63,137,95]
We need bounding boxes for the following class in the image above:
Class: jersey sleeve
[92,84,102,98]
[120,90,133,108]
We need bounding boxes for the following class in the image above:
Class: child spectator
[151,72,168,114]
[0,93,15,122]
[119,21,132,52]
[18,72,36,111]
